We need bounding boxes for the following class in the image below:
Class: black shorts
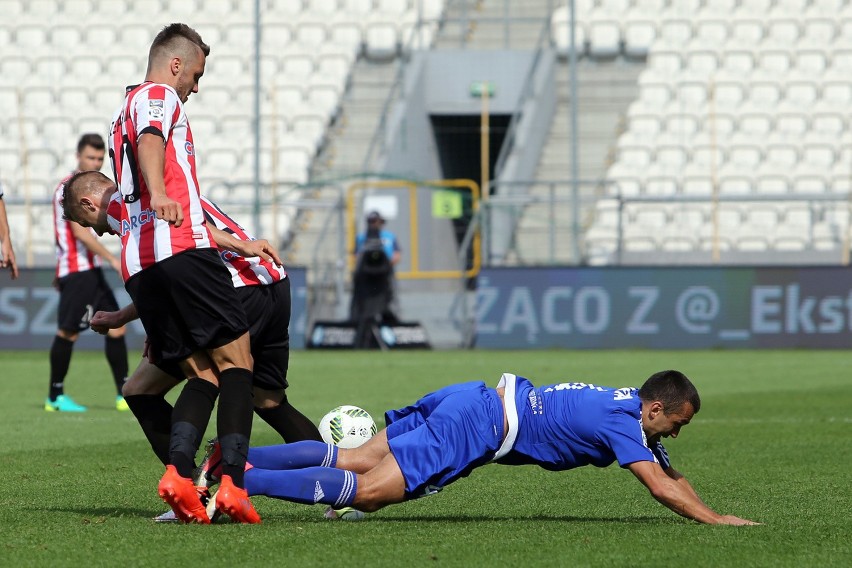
[57,268,120,333]
[239,277,291,390]
[156,278,291,391]
[125,249,248,364]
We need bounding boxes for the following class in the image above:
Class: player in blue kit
[202,370,759,525]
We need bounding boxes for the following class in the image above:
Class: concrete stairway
[511,59,643,265]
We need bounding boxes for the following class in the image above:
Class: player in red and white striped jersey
[0,180,17,279]
[47,134,129,414]
[62,170,322,521]
[103,23,258,523]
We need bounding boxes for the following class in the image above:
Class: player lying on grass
[200,370,759,525]
[63,170,322,523]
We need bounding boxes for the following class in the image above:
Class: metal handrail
[491,19,552,181]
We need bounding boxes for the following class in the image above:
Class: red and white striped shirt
[54,171,100,278]
[106,192,286,288]
[108,82,212,281]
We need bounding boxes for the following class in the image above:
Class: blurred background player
[47,134,128,413]
[0,180,18,279]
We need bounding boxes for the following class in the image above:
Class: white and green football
[319,405,378,449]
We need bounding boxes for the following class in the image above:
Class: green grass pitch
[0,349,849,567]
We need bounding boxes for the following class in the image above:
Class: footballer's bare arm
[628,460,760,525]
[207,225,283,266]
[137,133,183,227]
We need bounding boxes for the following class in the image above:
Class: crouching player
[63,170,322,522]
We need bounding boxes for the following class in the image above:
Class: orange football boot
[215,474,262,524]
[157,465,211,524]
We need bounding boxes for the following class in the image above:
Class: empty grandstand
[1,0,851,346]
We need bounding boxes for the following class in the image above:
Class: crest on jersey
[148,100,164,120]
[184,141,194,155]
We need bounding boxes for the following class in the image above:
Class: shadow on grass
[41,505,163,519]
[264,512,675,525]
[363,514,672,524]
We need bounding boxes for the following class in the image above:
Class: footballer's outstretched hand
[717,515,761,526]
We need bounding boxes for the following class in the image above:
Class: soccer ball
[318,405,378,449]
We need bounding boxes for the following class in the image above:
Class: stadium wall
[0,268,308,350]
[476,266,852,349]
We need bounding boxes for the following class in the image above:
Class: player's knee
[57,329,79,341]
[353,480,390,513]
[121,377,163,397]
[253,389,286,409]
[107,327,126,339]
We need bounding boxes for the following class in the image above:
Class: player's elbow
[645,479,674,504]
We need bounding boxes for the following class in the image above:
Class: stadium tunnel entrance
[430,113,512,271]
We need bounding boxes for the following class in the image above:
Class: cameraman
[350,211,402,342]
[355,211,401,269]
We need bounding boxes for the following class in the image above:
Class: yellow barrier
[346,179,480,280]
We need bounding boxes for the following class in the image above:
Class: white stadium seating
[543,1,852,263]
[0,0,447,262]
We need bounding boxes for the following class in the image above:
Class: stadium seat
[692,16,728,44]
[682,167,714,196]
[551,6,588,59]
[766,15,802,45]
[306,80,342,119]
[735,235,770,252]
[801,135,837,168]
[802,11,837,42]
[616,137,653,167]
[290,106,329,151]
[729,13,765,44]
[281,50,316,81]
[721,43,757,74]
[754,165,790,194]
[587,12,621,60]
[342,0,373,17]
[606,162,644,197]
[419,0,447,21]
[757,44,794,74]
[791,165,827,194]
[657,15,693,44]
[364,16,399,60]
[644,164,680,196]
[647,39,684,73]
[794,41,830,73]
[636,74,673,108]
[328,15,364,57]
[773,108,809,137]
[294,15,329,49]
[685,46,720,74]
[622,18,657,59]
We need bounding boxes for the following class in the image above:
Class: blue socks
[248,441,338,470]
[245,467,357,508]
[243,442,355,508]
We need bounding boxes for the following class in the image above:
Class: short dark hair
[77,133,105,153]
[638,370,701,414]
[149,23,210,62]
[62,170,112,222]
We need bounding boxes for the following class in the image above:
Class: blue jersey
[496,375,670,471]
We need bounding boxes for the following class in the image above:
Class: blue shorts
[384,381,505,500]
